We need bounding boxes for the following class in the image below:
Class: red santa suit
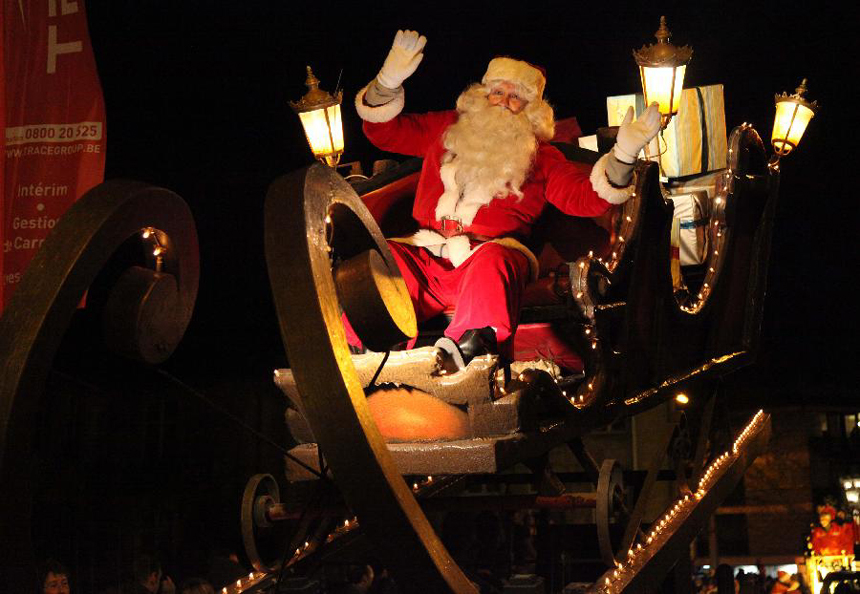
[349,71,632,355]
[810,522,856,556]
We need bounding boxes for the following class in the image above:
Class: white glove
[613,102,661,163]
[376,30,427,90]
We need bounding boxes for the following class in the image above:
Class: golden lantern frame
[771,78,819,160]
[289,66,344,168]
[633,16,693,130]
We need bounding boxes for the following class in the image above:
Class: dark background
[31,1,859,590]
[87,1,857,401]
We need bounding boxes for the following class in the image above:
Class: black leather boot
[435,326,498,371]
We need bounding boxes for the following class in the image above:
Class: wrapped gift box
[666,169,724,200]
[607,85,728,179]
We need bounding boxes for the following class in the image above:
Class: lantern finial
[655,16,670,44]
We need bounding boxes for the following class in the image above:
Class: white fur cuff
[590,153,634,205]
[354,83,405,123]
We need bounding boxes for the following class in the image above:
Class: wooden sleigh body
[258,122,778,591]
[272,122,777,475]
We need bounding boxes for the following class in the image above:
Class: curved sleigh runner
[261,122,778,592]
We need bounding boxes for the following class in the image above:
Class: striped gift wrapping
[606,85,728,179]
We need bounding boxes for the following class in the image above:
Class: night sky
[85,2,856,400]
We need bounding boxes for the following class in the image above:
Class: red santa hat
[482,57,546,102]
[819,505,837,518]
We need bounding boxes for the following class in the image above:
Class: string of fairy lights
[226,404,766,594]
[141,226,166,272]
[591,409,767,594]
[221,476,446,594]
[677,123,763,314]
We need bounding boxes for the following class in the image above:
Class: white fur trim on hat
[590,153,634,205]
[354,83,405,123]
[482,57,546,102]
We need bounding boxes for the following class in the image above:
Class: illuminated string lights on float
[141,226,166,271]
[593,410,766,594]
[673,120,751,314]
[633,16,692,130]
[411,475,434,493]
[679,81,816,313]
[218,571,267,594]
[290,66,345,167]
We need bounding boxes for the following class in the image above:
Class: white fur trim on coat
[354,83,405,123]
[590,152,634,205]
[433,159,502,227]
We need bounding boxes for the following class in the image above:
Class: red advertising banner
[1,0,106,309]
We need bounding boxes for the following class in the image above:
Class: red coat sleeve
[538,144,612,218]
[362,111,457,158]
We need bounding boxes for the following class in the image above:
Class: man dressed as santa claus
[349,29,661,368]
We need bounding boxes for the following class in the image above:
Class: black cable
[367,350,390,390]
[155,369,324,480]
[273,454,331,587]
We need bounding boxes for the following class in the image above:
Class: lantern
[289,66,344,167]
[771,78,818,159]
[633,16,693,129]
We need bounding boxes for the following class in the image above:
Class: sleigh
[1,120,777,592]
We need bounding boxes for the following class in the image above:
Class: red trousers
[343,240,531,357]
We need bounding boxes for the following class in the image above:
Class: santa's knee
[466,243,529,281]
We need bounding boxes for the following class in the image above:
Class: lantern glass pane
[642,65,686,116]
[326,103,344,153]
[772,101,814,155]
[298,104,344,159]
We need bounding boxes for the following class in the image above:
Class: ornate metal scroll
[0,180,199,592]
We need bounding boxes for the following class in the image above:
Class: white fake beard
[442,85,538,205]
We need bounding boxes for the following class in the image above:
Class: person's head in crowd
[178,578,214,594]
[133,554,163,594]
[38,559,70,594]
[818,505,837,530]
[347,564,374,593]
[716,564,735,593]
[206,547,246,590]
